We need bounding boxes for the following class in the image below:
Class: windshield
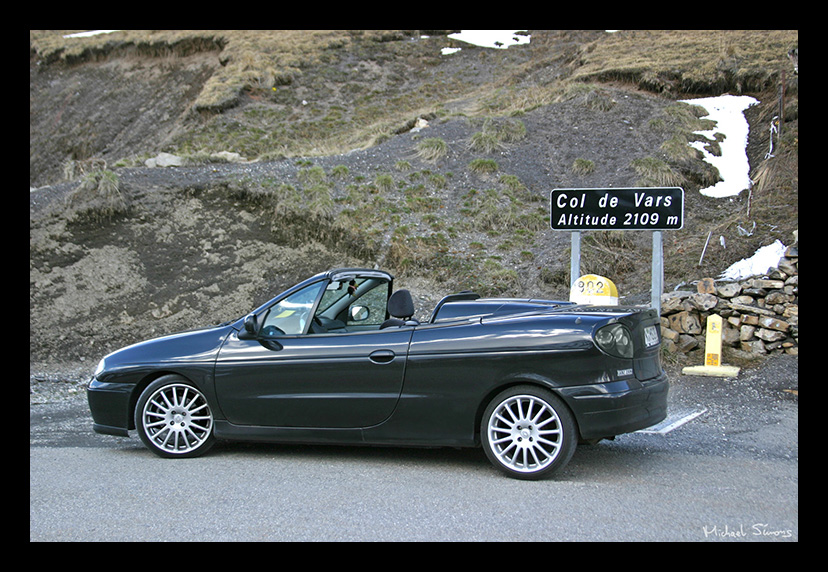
[260,280,326,335]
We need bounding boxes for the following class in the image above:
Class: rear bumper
[561,370,669,440]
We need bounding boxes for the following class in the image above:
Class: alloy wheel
[140,382,213,456]
[483,388,575,478]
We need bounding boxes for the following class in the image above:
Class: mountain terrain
[29,30,799,378]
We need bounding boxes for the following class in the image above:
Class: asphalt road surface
[30,357,798,542]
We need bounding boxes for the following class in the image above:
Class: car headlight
[94,357,106,378]
[594,323,634,358]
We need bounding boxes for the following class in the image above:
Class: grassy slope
[29,30,798,365]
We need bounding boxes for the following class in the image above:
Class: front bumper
[560,370,669,440]
[87,378,135,436]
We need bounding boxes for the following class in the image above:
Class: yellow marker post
[705,314,722,366]
[570,274,618,305]
[682,314,740,378]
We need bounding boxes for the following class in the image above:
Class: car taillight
[594,323,634,358]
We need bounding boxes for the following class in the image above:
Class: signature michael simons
[702,523,794,539]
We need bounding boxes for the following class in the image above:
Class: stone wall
[659,239,798,358]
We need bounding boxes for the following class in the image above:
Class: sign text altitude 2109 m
[550,187,684,231]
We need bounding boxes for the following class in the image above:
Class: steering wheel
[260,325,285,337]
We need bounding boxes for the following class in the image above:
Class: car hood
[99,323,235,375]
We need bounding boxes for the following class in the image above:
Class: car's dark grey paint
[88,268,668,479]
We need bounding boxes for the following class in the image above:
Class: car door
[215,327,412,428]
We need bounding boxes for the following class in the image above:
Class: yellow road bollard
[705,314,723,366]
[682,314,740,378]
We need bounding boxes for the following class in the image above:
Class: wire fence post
[778,69,786,146]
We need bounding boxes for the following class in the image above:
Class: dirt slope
[29,31,798,375]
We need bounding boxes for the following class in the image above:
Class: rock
[660,326,679,342]
[410,117,429,132]
[722,325,740,346]
[752,278,785,289]
[758,316,790,332]
[716,283,742,298]
[742,287,766,297]
[729,302,777,317]
[765,291,793,305]
[740,340,767,354]
[145,152,183,168]
[689,292,718,311]
[697,277,716,294]
[662,338,678,353]
[778,258,798,275]
[211,151,247,163]
[656,229,799,355]
[668,311,701,334]
[661,291,693,314]
[676,334,699,352]
[756,328,788,343]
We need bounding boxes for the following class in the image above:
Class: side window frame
[342,279,390,327]
[312,276,392,332]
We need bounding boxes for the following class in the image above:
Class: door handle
[369,350,395,364]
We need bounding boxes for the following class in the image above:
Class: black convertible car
[88,268,668,479]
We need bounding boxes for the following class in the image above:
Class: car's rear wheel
[482,385,576,480]
[135,375,215,458]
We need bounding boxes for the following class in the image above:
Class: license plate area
[644,325,659,347]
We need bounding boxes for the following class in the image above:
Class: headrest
[387,289,414,319]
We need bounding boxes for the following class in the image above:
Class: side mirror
[239,313,257,339]
[349,305,370,322]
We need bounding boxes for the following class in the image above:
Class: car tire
[135,375,215,458]
[481,385,576,480]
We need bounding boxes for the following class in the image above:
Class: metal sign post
[550,188,684,312]
[651,230,663,314]
[570,230,580,285]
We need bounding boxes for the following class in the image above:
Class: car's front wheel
[481,385,576,480]
[135,375,215,458]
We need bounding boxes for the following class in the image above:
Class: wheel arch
[472,375,583,446]
[127,370,200,430]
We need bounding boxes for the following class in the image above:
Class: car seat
[379,289,419,329]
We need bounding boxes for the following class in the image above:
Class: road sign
[550,187,684,231]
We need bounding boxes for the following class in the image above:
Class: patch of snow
[720,239,786,281]
[680,95,759,198]
[442,30,529,55]
[63,30,120,39]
